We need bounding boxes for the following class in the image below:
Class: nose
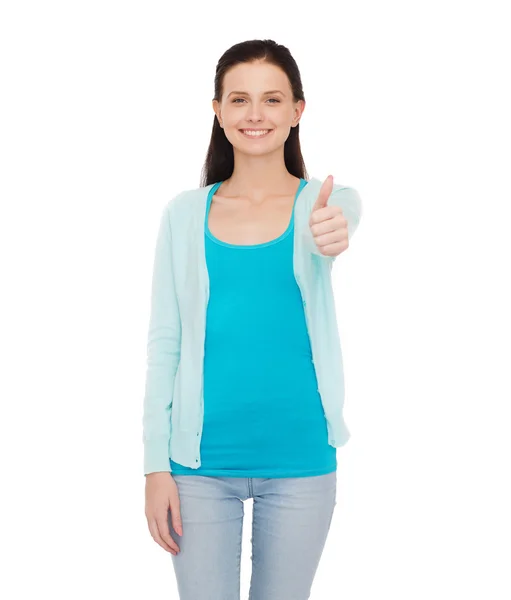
[245,105,264,122]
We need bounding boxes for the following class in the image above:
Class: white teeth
[241,130,270,136]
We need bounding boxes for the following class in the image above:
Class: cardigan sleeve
[142,202,182,475]
[329,185,363,241]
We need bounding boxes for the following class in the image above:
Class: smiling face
[212,60,305,157]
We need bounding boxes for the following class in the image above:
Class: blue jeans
[168,471,337,600]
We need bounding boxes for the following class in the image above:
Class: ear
[212,100,222,127]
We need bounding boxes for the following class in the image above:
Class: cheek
[222,112,238,127]
[272,112,292,126]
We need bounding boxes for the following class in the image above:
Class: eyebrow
[228,90,285,97]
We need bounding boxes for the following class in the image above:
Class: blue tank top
[170,178,337,477]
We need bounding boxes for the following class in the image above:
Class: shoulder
[162,184,213,221]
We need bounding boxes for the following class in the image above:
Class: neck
[224,152,298,200]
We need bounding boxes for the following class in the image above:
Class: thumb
[312,175,334,211]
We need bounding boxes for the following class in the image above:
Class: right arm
[142,201,183,554]
[142,202,181,475]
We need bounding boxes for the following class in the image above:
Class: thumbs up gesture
[309,175,349,257]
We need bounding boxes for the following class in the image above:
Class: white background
[1,1,510,598]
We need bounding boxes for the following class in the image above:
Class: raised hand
[309,175,349,257]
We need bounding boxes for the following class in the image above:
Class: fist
[309,175,349,257]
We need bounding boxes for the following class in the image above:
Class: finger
[314,230,348,254]
[312,175,334,211]
[316,240,346,256]
[309,207,343,236]
[171,506,183,537]
[148,519,176,554]
[156,513,180,554]
[148,517,179,555]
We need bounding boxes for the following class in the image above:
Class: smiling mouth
[239,129,274,139]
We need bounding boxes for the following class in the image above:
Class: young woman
[143,39,362,599]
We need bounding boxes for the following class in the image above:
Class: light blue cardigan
[142,177,363,475]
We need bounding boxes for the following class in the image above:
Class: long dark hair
[200,39,309,188]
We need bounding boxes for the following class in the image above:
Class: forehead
[223,62,290,93]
